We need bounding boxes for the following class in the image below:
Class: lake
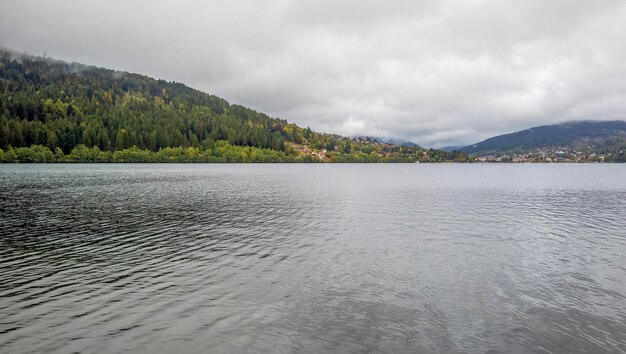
[0,164,625,353]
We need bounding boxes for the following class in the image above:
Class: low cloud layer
[2,0,625,147]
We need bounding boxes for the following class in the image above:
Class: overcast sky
[1,0,625,147]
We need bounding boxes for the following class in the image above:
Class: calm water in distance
[0,164,625,353]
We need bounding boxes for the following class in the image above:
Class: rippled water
[1,164,625,353]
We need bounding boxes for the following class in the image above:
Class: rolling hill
[461,121,626,156]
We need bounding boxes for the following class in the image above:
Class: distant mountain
[367,137,421,148]
[461,120,626,155]
[439,145,465,152]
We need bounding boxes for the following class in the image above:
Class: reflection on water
[1,164,625,353]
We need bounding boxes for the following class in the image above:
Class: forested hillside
[0,51,468,162]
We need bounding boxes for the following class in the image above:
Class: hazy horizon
[2,0,625,147]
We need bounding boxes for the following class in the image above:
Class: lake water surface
[0,164,625,353]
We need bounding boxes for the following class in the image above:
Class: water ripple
[1,164,625,353]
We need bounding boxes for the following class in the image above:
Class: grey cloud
[1,0,625,147]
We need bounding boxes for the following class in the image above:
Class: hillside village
[474,146,624,163]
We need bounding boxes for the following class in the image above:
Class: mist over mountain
[366,137,421,148]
